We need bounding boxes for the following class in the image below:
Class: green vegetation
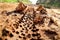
[0,0,31,4]
[37,0,60,8]
[0,0,18,3]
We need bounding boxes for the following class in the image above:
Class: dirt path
[0,3,18,12]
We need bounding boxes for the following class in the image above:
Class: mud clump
[0,2,60,40]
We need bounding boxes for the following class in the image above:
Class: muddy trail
[0,3,60,40]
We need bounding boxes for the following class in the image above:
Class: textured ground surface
[0,3,60,40]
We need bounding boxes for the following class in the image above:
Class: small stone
[0,38,2,40]
[19,36,22,38]
[9,33,13,37]
[5,39,7,40]
[2,29,9,36]
[27,34,31,38]
[20,25,22,27]
[16,31,19,34]
[21,33,25,36]
[23,37,26,40]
